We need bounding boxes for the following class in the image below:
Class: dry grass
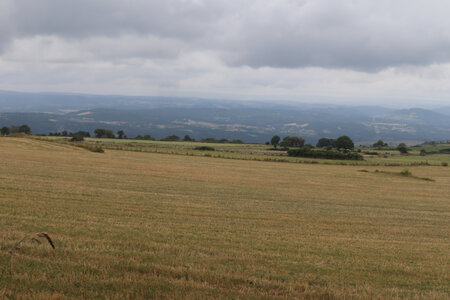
[0,137,449,299]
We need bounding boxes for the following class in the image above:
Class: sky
[1,0,450,107]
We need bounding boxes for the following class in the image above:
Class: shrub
[442,162,448,167]
[161,135,180,141]
[400,169,412,176]
[200,137,217,143]
[72,131,91,137]
[231,139,244,144]
[90,146,105,153]
[195,146,215,151]
[75,144,104,153]
[287,147,363,160]
[70,134,84,142]
[363,151,379,155]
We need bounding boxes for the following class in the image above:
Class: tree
[373,139,388,148]
[316,138,336,148]
[18,124,31,134]
[61,130,68,136]
[143,134,155,140]
[117,130,125,139]
[183,135,192,141]
[94,128,115,138]
[280,136,305,148]
[397,143,408,154]
[1,126,10,136]
[271,135,280,148]
[336,136,354,150]
[161,135,180,141]
[94,129,105,138]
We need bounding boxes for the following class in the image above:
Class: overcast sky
[1,0,450,107]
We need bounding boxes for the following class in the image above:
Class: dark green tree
[117,130,125,139]
[336,136,354,150]
[72,131,90,137]
[94,128,115,138]
[143,134,155,140]
[161,135,180,141]
[200,137,217,143]
[373,139,388,148]
[397,143,408,154]
[183,135,192,141]
[280,136,305,148]
[271,135,280,148]
[316,138,336,148]
[18,124,31,134]
[1,126,10,135]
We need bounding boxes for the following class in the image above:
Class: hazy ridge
[1,90,449,144]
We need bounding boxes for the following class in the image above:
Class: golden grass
[0,137,449,299]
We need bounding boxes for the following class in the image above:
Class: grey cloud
[221,1,450,71]
[8,0,229,40]
[2,0,450,71]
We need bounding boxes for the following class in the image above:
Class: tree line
[0,124,411,155]
[1,125,31,135]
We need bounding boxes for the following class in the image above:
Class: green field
[42,136,450,166]
[1,137,449,299]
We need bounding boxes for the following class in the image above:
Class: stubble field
[0,137,449,299]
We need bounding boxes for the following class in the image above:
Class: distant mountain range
[1,90,449,144]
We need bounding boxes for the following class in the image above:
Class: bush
[70,134,84,142]
[161,135,180,141]
[75,144,104,153]
[363,151,379,155]
[90,146,105,153]
[400,169,412,176]
[397,143,408,154]
[195,146,215,151]
[442,162,448,167]
[231,139,244,144]
[200,137,217,143]
[287,147,363,160]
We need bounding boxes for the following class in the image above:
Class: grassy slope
[0,138,449,299]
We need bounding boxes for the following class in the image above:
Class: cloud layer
[1,0,450,105]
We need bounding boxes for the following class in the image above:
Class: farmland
[43,136,450,166]
[1,137,449,299]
